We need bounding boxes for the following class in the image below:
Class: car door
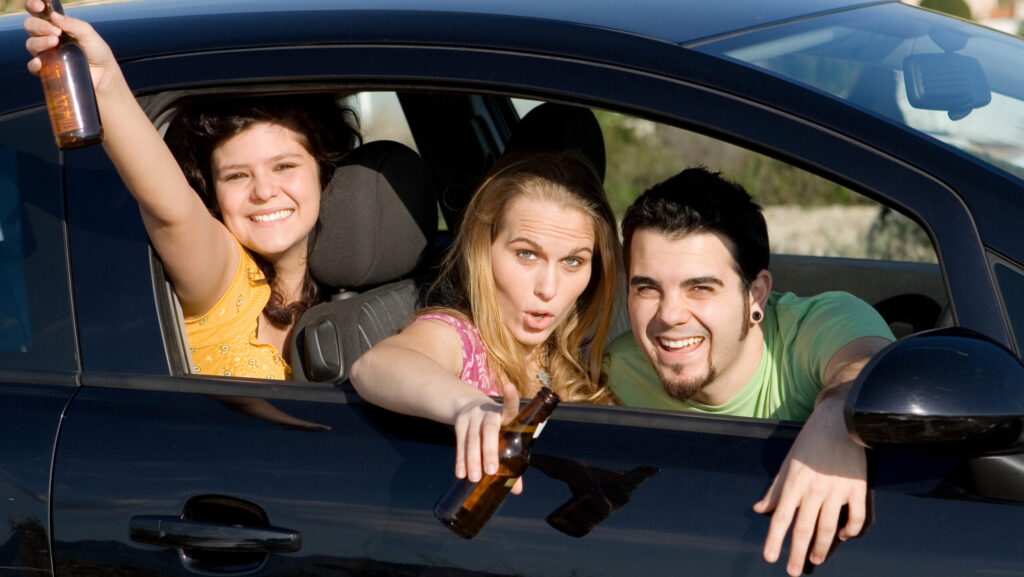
[50,39,1024,577]
[0,109,79,577]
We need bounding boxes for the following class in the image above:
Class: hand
[752,394,868,576]
[452,382,524,494]
[23,0,117,90]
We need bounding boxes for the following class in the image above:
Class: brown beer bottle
[434,386,560,538]
[38,0,103,150]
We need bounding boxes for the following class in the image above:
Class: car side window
[596,109,942,338]
[995,263,1024,358]
[344,92,417,152]
[0,110,76,372]
[599,110,936,260]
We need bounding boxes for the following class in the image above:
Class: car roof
[0,0,889,52]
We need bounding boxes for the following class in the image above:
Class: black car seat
[506,102,607,181]
[290,140,437,383]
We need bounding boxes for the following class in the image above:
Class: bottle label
[533,419,548,439]
[43,59,87,135]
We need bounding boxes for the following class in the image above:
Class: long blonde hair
[426,150,621,403]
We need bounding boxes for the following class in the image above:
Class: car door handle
[129,515,301,553]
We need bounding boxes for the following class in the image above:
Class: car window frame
[70,41,1009,404]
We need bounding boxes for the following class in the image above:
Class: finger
[480,409,502,476]
[752,478,780,515]
[785,497,824,577]
[452,412,470,480]
[25,0,46,16]
[500,382,520,424]
[761,483,801,564]
[23,12,61,36]
[808,497,843,565]
[463,410,485,482]
[838,490,867,541]
[25,34,59,57]
[510,477,523,495]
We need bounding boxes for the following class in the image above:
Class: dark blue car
[1,0,1023,575]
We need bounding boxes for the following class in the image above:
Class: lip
[523,310,555,332]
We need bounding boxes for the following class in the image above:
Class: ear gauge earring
[751,310,763,322]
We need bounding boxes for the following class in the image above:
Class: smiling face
[211,122,321,264]
[490,196,596,352]
[627,229,766,405]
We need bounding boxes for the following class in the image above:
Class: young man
[603,168,894,576]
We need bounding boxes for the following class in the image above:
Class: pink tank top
[416,313,500,396]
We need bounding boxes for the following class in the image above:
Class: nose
[250,171,278,202]
[534,264,557,302]
[657,294,692,327]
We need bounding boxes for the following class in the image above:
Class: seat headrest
[309,140,437,289]
[506,103,606,181]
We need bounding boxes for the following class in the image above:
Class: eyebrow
[629,275,660,288]
[629,275,723,288]
[216,153,305,173]
[508,237,594,255]
[683,276,724,288]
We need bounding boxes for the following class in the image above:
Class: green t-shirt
[602,291,895,421]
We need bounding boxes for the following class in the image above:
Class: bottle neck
[504,387,559,433]
[43,1,66,18]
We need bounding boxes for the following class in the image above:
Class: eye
[274,162,297,172]
[690,285,716,296]
[516,249,536,261]
[222,172,247,182]
[562,256,585,268]
[633,284,659,298]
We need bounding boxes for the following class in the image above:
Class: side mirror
[845,328,1024,458]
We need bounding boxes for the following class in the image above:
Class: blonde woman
[351,149,621,491]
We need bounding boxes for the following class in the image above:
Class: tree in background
[920,0,973,20]
[1,0,27,12]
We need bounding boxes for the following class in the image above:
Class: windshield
[694,2,1024,183]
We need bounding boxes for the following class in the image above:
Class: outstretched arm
[23,1,236,316]
[753,335,889,576]
[350,320,524,492]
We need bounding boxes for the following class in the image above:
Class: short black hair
[621,167,769,289]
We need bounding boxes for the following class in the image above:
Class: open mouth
[524,311,554,330]
[251,209,293,223]
[658,336,704,351]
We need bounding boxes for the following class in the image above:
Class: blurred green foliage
[1,0,89,13]
[596,109,865,214]
[920,0,972,20]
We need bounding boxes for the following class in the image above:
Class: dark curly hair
[621,166,769,291]
[167,94,360,328]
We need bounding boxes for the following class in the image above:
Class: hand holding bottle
[23,0,119,96]
[436,385,560,538]
[452,382,525,495]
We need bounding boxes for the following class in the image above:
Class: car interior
[144,86,947,401]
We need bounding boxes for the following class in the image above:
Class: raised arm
[351,320,522,490]
[23,1,236,316]
[754,335,890,576]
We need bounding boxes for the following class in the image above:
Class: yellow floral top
[184,242,291,380]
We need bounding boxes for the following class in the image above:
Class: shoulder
[606,330,643,356]
[602,331,675,408]
[413,310,481,346]
[769,290,890,335]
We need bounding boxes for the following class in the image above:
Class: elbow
[349,350,376,399]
